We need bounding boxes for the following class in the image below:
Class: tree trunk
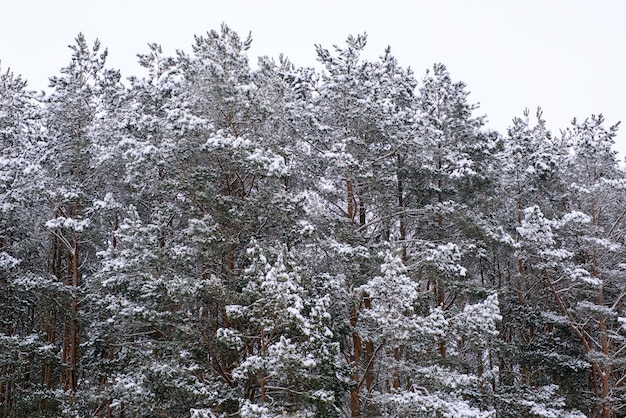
[347,179,355,222]
[349,303,362,417]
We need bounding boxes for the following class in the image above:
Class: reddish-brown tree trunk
[349,302,362,417]
[347,179,355,221]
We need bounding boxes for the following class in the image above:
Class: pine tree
[41,33,123,415]
[309,34,422,415]
[546,115,626,417]
[490,109,588,416]
[224,243,344,416]
[0,64,54,417]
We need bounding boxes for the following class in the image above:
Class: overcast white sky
[2,0,625,157]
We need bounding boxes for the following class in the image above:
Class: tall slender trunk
[349,302,362,417]
[260,329,267,405]
[0,380,9,418]
[363,297,374,393]
[347,178,355,221]
[393,347,401,390]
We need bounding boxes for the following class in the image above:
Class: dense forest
[1,24,626,418]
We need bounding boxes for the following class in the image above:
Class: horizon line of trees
[1,24,626,417]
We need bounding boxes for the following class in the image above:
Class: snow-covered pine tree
[491,109,589,417]
[186,26,350,416]
[86,40,224,417]
[221,242,344,416]
[307,34,423,415]
[305,36,503,416]
[545,115,626,417]
[42,33,123,414]
[390,63,503,414]
[0,64,55,418]
[411,63,498,310]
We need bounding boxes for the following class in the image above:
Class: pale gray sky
[2,0,625,156]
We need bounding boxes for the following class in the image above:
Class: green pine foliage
[1,25,625,418]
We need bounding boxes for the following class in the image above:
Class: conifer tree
[545,115,626,417]
[0,65,51,418]
[42,33,123,415]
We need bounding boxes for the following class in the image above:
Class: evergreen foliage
[0,25,624,417]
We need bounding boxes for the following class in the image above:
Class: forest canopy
[1,24,625,417]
